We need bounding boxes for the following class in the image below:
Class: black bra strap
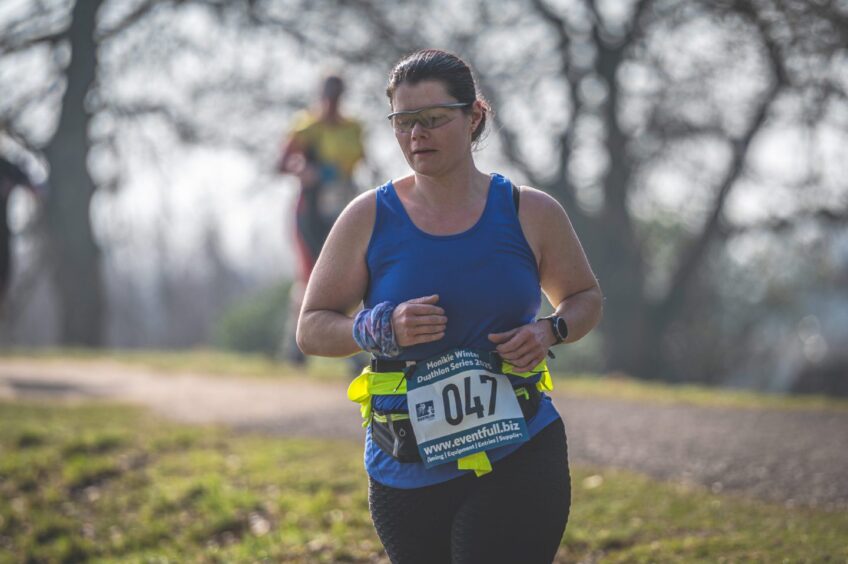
[511,182,520,212]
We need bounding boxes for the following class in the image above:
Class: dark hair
[386,49,491,145]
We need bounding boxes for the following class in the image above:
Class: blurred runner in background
[276,75,366,364]
[0,156,41,308]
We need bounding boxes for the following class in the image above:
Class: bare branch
[343,0,424,56]
[246,0,411,65]
[528,0,572,69]
[661,83,782,318]
[550,76,582,208]
[646,115,729,140]
[585,0,604,31]
[0,120,44,157]
[491,118,544,189]
[0,76,62,122]
[0,27,66,55]
[108,101,273,154]
[658,1,795,319]
[110,101,204,142]
[0,4,69,45]
[586,0,654,46]
[721,205,848,236]
[96,0,167,42]
[526,0,584,205]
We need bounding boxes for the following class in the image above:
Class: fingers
[406,294,439,305]
[393,310,446,331]
[395,325,446,347]
[487,328,518,344]
[509,351,544,373]
[489,331,525,356]
[407,314,448,327]
[393,295,447,347]
[490,323,549,372]
[405,304,445,316]
[402,295,444,317]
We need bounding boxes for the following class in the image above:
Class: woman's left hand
[488,321,555,373]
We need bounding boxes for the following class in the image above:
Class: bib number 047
[406,349,530,468]
[442,374,498,426]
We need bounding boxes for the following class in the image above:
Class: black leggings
[369,418,570,564]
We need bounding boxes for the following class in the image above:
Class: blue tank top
[364,173,561,488]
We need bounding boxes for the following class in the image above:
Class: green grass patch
[0,400,375,563]
[1,400,846,563]
[561,469,847,562]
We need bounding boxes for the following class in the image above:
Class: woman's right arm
[297,187,449,358]
[296,191,376,357]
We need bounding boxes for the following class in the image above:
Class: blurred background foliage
[0,0,846,395]
[211,282,289,357]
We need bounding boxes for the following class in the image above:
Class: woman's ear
[469,100,484,137]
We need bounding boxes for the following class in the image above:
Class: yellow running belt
[347,360,552,477]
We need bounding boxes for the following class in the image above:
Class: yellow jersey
[288,111,365,180]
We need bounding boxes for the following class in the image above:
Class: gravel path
[1,359,846,510]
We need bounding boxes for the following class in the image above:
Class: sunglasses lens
[392,115,416,132]
[391,108,456,132]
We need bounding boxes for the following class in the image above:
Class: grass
[0,401,375,563]
[4,347,848,412]
[1,400,846,563]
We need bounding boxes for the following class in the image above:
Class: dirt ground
[1,359,846,510]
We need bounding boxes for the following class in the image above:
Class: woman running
[297,49,602,563]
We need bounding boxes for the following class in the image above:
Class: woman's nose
[410,121,428,138]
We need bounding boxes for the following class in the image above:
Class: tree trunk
[590,37,662,379]
[43,0,103,346]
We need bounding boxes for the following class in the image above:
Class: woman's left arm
[489,187,603,372]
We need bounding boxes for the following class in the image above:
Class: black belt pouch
[371,413,422,463]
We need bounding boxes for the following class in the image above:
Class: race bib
[406,348,529,468]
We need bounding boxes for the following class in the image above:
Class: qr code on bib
[415,401,435,421]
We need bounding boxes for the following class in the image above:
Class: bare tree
[0,0,303,346]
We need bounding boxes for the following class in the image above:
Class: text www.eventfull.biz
[422,421,522,458]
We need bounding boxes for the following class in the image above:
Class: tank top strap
[487,173,516,217]
[372,181,408,234]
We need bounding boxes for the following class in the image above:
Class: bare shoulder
[516,185,567,222]
[304,190,377,316]
[343,188,378,220]
[309,188,378,302]
[330,188,377,238]
[514,185,575,263]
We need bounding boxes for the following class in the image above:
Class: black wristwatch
[540,314,568,345]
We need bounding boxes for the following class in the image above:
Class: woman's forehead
[391,80,456,112]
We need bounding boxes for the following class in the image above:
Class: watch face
[554,317,567,340]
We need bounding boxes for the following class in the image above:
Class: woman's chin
[410,157,455,178]
[411,163,441,176]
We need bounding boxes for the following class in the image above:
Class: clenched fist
[488,321,555,372]
[392,294,447,347]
